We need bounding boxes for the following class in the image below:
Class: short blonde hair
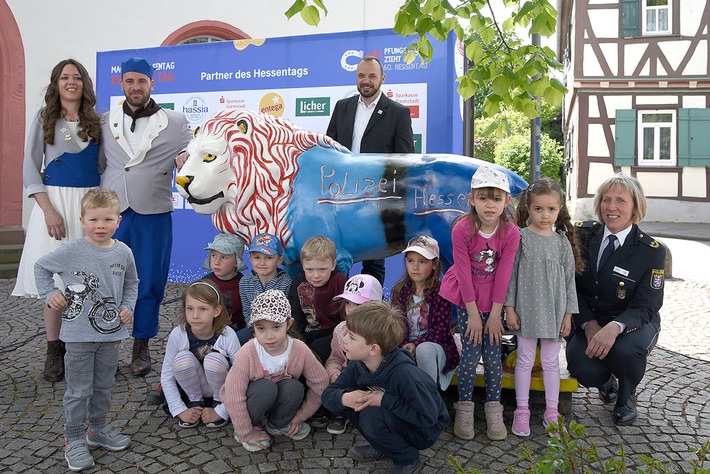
[300,235,336,261]
[593,173,647,223]
[80,188,120,216]
[346,301,406,355]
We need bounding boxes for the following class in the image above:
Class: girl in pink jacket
[221,290,328,452]
[439,165,520,441]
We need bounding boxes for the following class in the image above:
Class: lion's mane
[202,109,348,246]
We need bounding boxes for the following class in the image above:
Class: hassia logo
[295,97,330,117]
[182,96,209,124]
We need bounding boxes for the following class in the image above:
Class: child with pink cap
[324,274,383,434]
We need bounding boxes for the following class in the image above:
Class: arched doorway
[0,0,25,227]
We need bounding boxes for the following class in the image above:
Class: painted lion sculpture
[176,109,527,274]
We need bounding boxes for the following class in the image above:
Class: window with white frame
[643,0,671,35]
[637,110,676,166]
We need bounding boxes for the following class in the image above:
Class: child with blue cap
[238,233,292,344]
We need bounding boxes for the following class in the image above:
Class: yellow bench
[452,347,578,414]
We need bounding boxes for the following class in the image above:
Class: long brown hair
[177,280,230,336]
[42,59,101,145]
[390,252,442,303]
[514,177,585,272]
[454,187,514,241]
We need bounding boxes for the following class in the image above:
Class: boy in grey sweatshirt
[35,188,138,472]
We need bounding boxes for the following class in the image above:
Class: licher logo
[340,50,364,72]
[182,96,209,124]
[295,97,330,117]
[157,103,174,110]
[259,93,285,117]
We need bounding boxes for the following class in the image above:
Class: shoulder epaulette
[574,220,599,228]
[637,231,662,249]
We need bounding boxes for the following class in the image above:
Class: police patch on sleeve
[650,269,664,289]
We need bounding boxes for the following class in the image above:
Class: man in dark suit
[326,56,414,284]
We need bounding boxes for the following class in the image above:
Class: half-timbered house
[558,0,710,222]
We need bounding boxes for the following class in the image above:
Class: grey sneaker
[86,425,131,451]
[265,421,311,440]
[349,443,384,462]
[65,440,95,472]
[327,414,349,435]
[391,457,423,473]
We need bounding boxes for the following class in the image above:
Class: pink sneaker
[543,409,566,437]
[543,409,559,428]
[512,407,531,437]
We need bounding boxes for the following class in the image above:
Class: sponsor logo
[259,93,285,117]
[157,103,174,110]
[295,97,330,117]
[407,105,420,119]
[182,96,209,124]
[340,50,363,72]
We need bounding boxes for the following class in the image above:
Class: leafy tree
[494,132,563,183]
[285,0,567,134]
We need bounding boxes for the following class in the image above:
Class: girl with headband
[160,280,241,428]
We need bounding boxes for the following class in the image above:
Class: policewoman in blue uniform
[566,174,665,426]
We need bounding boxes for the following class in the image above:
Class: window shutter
[621,0,639,37]
[614,109,636,166]
[678,108,710,167]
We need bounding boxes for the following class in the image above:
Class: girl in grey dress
[504,178,584,436]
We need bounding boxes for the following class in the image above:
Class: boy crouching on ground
[321,301,449,474]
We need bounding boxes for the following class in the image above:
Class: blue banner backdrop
[96,28,462,290]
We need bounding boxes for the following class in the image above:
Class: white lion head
[176,109,348,247]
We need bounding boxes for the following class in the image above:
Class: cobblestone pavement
[0,275,708,473]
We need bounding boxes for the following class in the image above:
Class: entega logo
[182,96,209,123]
[295,97,330,117]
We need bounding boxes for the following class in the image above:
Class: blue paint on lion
[176,109,527,278]
[286,147,527,274]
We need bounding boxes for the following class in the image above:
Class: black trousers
[566,321,660,405]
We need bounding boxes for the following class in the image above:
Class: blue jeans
[64,341,120,441]
[456,307,503,402]
[345,406,433,466]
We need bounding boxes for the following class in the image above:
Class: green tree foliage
[285,0,567,132]
[495,133,563,183]
[474,104,564,182]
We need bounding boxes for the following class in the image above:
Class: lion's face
[176,131,236,215]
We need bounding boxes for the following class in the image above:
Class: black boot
[130,338,151,376]
[43,340,65,382]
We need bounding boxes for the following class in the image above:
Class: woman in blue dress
[12,59,102,382]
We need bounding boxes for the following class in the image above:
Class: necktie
[598,235,617,270]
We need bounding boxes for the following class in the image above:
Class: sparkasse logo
[295,97,330,117]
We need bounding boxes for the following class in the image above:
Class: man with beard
[99,57,191,376]
[326,56,414,285]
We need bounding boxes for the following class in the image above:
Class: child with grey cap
[221,290,329,452]
[203,233,248,330]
